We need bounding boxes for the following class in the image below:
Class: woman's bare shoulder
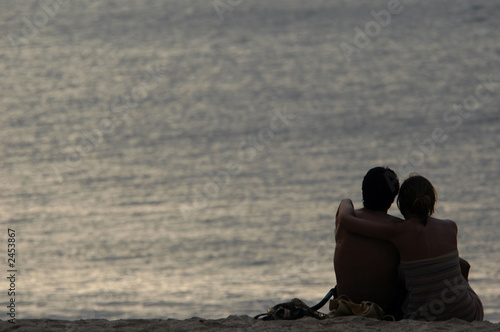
[429,217,458,231]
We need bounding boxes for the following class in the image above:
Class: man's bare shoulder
[354,208,403,223]
[386,214,404,223]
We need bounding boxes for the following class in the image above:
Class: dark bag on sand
[254,288,337,320]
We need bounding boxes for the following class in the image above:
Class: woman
[337,174,483,321]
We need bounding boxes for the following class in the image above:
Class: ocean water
[0,0,499,322]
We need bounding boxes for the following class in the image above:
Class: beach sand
[1,316,499,331]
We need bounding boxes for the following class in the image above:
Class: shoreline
[1,316,498,331]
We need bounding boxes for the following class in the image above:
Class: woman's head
[397,174,437,225]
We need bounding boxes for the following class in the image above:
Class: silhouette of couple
[334,167,483,321]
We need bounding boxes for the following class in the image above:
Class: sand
[1,316,499,332]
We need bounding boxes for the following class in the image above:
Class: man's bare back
[334,208,403,311]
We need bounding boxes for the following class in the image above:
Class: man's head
[362,167,399,212]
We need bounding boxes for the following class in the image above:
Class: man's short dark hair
[362,167,399,212]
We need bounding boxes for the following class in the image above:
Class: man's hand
[338,199,354,220]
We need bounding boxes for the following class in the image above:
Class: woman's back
[392,216,483,322]
[393,216,458,261]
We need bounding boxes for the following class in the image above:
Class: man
[334,167,404,318]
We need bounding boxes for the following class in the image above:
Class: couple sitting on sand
[334,167,484,321]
